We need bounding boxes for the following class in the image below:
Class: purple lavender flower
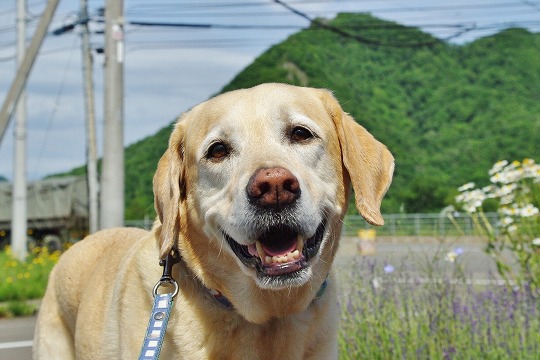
[384,264,395,274]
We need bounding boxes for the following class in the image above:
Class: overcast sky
[1,0,539,181]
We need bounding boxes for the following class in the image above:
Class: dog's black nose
[247,167,300,209]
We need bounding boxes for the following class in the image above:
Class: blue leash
[138,292,175,360]
[138,252,180,360]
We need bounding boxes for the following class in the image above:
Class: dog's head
[153,84,393,320]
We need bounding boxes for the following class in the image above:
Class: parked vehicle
[0,176,88,250]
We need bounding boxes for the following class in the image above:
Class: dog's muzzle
[223,167,325,281]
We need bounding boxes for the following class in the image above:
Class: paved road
[335,238,505,280]
[0,316,34,360]
[0,238,504,359]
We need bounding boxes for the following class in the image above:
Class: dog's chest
[166,310,315,360]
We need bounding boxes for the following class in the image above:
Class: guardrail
[125,213,500,238]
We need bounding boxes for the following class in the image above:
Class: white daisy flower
[458,182,475,192]
[520,204,539,218]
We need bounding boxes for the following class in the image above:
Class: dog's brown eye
[207,142,229,160]
[291,126,313,142]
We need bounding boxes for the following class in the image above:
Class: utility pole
[80,0,99,233]
[100,0,125,229]
[11,0,28,261]
[0,0,60,143]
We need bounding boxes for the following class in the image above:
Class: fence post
[440,215,445,236]
[466,216,472,235]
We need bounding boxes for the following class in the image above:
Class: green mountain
[63,14,540,219]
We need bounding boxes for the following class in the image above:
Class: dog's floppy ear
[320,90,394,226]
[153,120,185,259]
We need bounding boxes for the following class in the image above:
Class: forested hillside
[63,14,540,219]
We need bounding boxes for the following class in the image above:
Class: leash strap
[138,252,180,360]
[138,292,174,360]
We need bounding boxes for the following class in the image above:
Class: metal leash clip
[153,250,181,299]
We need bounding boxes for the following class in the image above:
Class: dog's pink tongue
[262,242,296,257]
[247,242,297,257]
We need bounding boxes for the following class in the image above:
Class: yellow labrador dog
[34,83,394,359]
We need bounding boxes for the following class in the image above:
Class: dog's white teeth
[255,241,266,260]
[256,236,304,265]
[263,249,302,265]
[247,243,258,257]
[297,235,304,253]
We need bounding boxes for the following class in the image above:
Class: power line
[1,1,538,54]
[274,0,449,48]
[0,0,537,60]
[126,20,302,30]
[127,38,277,50]
[124,0,540,16]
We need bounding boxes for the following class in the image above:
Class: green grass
[0,301,37,317]
[0,246,59,317]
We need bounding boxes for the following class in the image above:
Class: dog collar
[207,288,234,309]
[314,277,328,300]
[205,277,328,311]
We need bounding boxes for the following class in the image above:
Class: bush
[0,246,60,302]
[455,159,540,288]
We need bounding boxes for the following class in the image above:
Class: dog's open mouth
[223,222,325,278]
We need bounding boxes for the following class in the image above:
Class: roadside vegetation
[0,246,59,317]
[3,243,539,359]
[1,238,539,359]
[455,159,540,289]
[337,159,539,358]
[338,257,539,359]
